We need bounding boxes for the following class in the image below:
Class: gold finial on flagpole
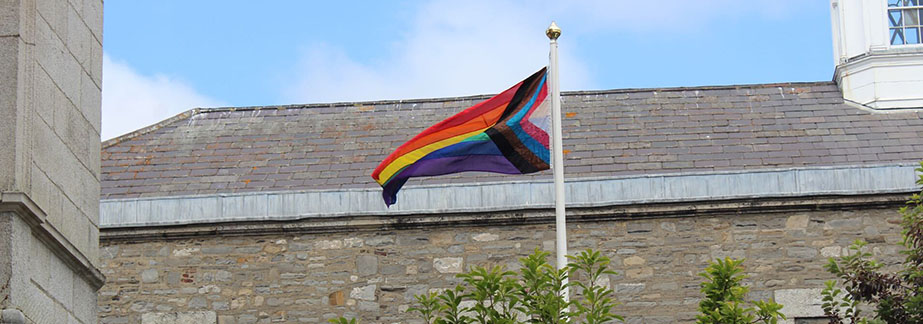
[546,21,561,40]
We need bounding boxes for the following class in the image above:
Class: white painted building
[832,0,923,109]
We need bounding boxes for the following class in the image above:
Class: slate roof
[100,81,923,200]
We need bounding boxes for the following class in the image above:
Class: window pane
[891,10,903,27]
[891,0,902,7]
[892,28,905,45]
[907,27,920,43]
[905,0,919,6]
[906,9,920,25]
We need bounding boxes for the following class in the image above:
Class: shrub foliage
[821,162,923,324]
[696,258,785,324]
[406,248,622,324]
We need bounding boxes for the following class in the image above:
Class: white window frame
[888,0,923,45]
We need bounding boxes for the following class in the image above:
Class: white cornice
[0,192,105,288]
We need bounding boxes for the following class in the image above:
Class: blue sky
[102,1,833,140]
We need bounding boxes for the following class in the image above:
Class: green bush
[407,248,622,324]
[696,258,785,324]
[821,162,923,324]
[328,317,358,324]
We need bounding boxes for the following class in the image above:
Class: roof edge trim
[100,163,921,229]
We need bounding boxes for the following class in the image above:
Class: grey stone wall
[2,0,103,264]
[0,0,103,322]
[98,207,906,323]
[0,212,98,324]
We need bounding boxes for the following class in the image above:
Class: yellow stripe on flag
[376,128,489,185]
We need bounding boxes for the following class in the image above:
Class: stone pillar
[0,0,104,323]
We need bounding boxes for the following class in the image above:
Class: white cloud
[284,0,592,103]
[283,0,810,104]
[551,0,812,33]
[101,54,223,140]
[98,1,815,140]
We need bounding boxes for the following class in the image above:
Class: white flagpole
[546,21,568,301]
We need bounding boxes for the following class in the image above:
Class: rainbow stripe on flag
[372,67,551,206]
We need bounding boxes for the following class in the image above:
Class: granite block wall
[0,0,103,322]
[98,207,906,323]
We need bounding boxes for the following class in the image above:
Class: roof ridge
[563,80,835,96]
[101,80,837,148]
[200,80,836,112]
[102,108,200,148]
